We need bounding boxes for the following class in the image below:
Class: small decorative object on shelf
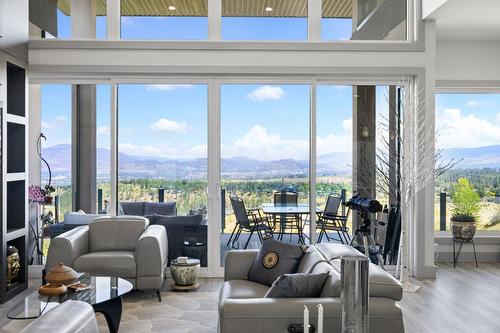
[450,178,480,241]
[6,246,20,288]
[45,263,79,285]
[170,258,200,291]
[38,283,67,296]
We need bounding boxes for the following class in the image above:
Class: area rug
[0,279,221,333]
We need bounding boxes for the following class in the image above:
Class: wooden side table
[170,258,200,291]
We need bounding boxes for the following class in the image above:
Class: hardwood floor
[399,263,500,333]
[0,263,499,332]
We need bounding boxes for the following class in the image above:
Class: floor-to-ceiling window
[435,93,500,232]
[220,84,310,261]
[316,85,397,240]
[40,84,72,220]
[117,84,209,266]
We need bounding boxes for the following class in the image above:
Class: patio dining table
[260,203,321,244]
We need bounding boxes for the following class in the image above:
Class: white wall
[436,40,500,85]
[0,0,29,61]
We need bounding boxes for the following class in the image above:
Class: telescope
[345,195,382,214]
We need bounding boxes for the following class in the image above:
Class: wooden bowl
[45,263,79,285]
[38,283,67,296]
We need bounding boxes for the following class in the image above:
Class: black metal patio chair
[317,194,351,244]
[227,194,273,249]
[272,191,305,243]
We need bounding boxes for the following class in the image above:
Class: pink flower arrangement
[28,185,45,203]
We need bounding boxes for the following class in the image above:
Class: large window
[316,85,395,235]
[120,0,208,40]
[322,0,407,41]
[54,7,106,39]
[435,93,500,232]
[40,85,73,218]
[220,84,310,261]
[118,84,208,266]
[222,0,308,40]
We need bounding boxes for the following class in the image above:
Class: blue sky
[436,94,500,149]
[56,10,352,40]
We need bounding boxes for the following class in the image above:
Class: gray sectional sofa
[219,243,404,333]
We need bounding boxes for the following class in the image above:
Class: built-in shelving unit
[0,54,28,303]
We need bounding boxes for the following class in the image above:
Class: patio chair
[227,194,273,249]
[317,194,351,244]
[273,191,304,243]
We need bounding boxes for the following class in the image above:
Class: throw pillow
[247,239,306,286]
[264,272,329,298]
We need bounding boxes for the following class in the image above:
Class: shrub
[451,178,480,222]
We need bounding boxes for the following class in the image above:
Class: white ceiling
[427,0,500,41]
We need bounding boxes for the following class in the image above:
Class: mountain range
[41,144,500,182]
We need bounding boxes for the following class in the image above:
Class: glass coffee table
[8,273,133,333]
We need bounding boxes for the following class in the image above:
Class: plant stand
[453,238,478,268]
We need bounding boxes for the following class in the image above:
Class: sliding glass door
[219,84,310,264]
[117,84,209,267]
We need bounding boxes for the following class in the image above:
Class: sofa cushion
[264,272,329,298]
[64,212,103,225]
[316,243,403,300]
[296,246,329,274]
[89,216,148,252]
[153,214,203,226]
[319,269,342,297]
[219,280,269,305]
[73,251,136,278]
[120,202,145,216]
[247,239,306,286]
[144,202,176,216]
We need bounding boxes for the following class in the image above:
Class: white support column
[109,84,118,216]
[208,79,221,273]
[71,0,96,39]
[413,19,437,279]
[208,0,221,41]
[309,82,317,244]
[106,0,121,40]
[308,0,322,41]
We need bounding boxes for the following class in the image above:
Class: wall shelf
[0,56,28,303]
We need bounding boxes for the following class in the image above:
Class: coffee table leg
[92,296,122,333]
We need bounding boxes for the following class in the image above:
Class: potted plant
[450,178,480,240]
[43,184,56,204]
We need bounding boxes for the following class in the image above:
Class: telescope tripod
[349,213,385,269]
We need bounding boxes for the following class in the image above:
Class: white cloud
[119,142,206,159]
[465,99,495,108]
[495,112,500,124]
[436,108,500,148]
[42,115,67,131]
[246,86,285,102]
[150,118,191,133]
[222,122,352,160]
[145,84,193,91]
[97,126,110,136]
[119,143,162,156]
[342,118,352,132]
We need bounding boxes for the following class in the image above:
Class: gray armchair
[45,216,167,300]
